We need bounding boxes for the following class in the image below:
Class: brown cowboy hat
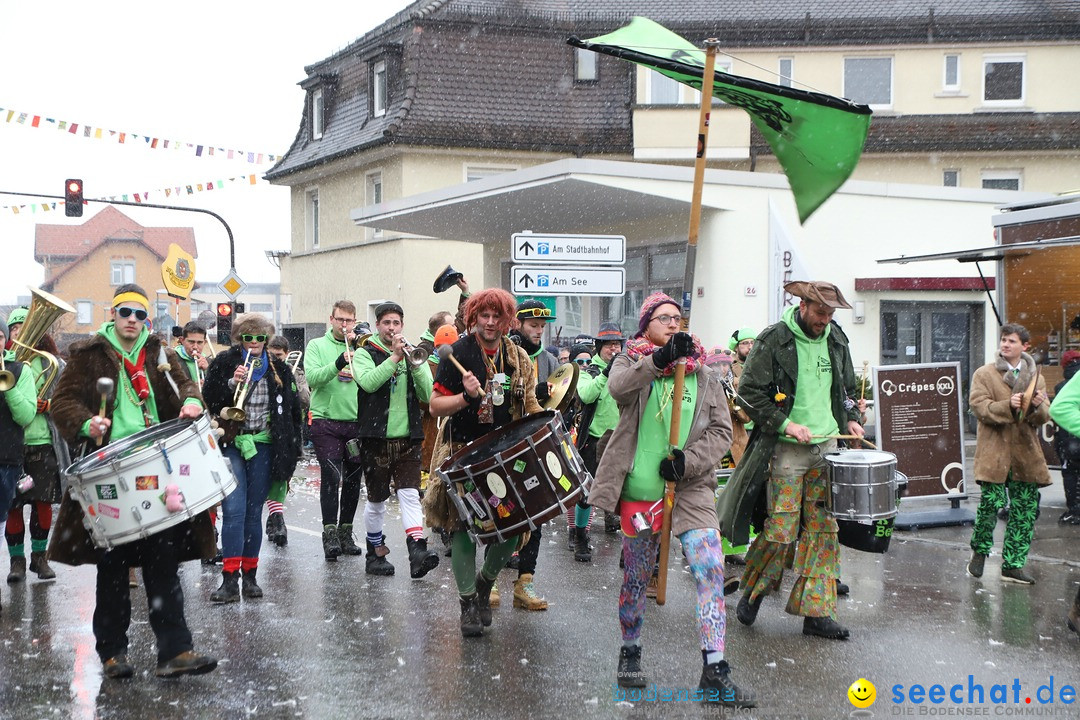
[784,280,852,309]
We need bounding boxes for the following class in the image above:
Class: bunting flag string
[0,104,283,165]
[0,173,266,215]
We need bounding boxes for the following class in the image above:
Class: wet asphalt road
[0,455,1077,720]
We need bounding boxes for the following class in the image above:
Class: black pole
[0,190,236,270]
[974,260,1002,326]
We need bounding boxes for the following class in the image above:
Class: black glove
[335,352,349,370]
[652,332,695,368]
[602,360,613,377]
[659,448,685,483]
[535,382,550,402]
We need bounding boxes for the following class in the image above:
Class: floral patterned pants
[741,440,839,618]
[619,527,726,653]
[970,478,1039,569]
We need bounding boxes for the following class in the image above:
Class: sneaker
[1059,510,1080,526]
[802,616,850,640]
[155,650,218,678]
[103,654,135,680]
[1001,566,1035,585]
[735,593,763,626]
[967,553,986,578]
[699,660,756,708]
[616,645,647,688]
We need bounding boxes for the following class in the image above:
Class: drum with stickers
[435,410,592,545]
[63,413,237,549]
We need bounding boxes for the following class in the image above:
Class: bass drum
[435,410,591,545]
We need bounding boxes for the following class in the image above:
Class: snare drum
[837,471,909,554]
[435,410,591,545]
[64,414,237,549]
[825,449,899,522]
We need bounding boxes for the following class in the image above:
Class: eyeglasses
[650,314,682,326]
[574,358,590,365]
[241,334,268,343]
[332,317,355,324]
[518,308,552,318]
[115,307,148,321]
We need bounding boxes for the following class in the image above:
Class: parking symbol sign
[538,242,550,255]
[538,275,550,287]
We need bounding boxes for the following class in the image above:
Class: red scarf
[625,334,705,377]
[122,347,151,401]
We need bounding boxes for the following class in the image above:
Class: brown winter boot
[7,556,25,584]
[513,573,548,611]
[29,552,56,580]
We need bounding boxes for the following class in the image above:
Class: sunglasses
[241,334,268,343]
[518,307,552,318]
[115,307,148,321]
[574,358,590,365]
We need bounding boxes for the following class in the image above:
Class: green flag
[569,17,872,223]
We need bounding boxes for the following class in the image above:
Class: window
[981,170,1021,191]
[367,172,383,239]
[778,58,793,88]
[943,54,960,92]
[645,68,681,104]
[306,189,320,249]
[943,169,959,187]
[575,48,597,82]
[600,244,685,329]
[465,165,517,182]
[843,57,892,108]
[983,55,1024,105]
[76,300,92,325]
[372,60,387,117]
[110,260,135,286]
[312,88,324,140]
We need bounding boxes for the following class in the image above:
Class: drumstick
[95,377,114,446]
[860,361,869,402]
[656,358,687,607]
[813,433,878,449]
[436,343,468,376]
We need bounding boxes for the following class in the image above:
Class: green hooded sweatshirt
[577,355,619,438]
[304,329,358,420]
[779,305,840,442]
[90,323,158,441]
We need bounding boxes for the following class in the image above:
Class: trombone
[220,350,256,422]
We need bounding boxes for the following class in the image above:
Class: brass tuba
[13,286,74,398]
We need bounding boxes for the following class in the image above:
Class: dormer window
[312,88,325,140]
[373,60,387,117]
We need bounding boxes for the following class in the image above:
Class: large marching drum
[64,414,237,549]
[825,449,908,554]
[435,410,591,545]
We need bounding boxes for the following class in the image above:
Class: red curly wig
[463,288,518,335]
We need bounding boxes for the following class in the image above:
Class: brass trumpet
[220,350,257,422]
[286,350,303,373]
[0,351,14,392]
[400,339,430,369]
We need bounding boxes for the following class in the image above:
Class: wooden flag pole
[656,38,719,608]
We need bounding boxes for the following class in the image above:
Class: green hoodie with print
[779,305,840,442]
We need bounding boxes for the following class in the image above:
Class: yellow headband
[112,292,149,310]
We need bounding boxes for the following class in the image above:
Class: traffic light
[216,302,234,345]
[64,179,83,217]
[234,302,245,314]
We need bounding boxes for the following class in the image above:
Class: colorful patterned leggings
[741,440,839,618]
[619,528,726,653]
[970,479,1039,569]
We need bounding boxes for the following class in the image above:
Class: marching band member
[202,316,303,603]
[1050,365,1080,635]
[5,308,68,584]
[265,335,310,548]
[48,284,218,678]
[353,302,439,578]
[720,281,861,641]
[589,292,754,707]
[426,288,542,637]
[304,301,365,561]
[175,321,210,386]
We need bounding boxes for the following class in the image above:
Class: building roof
[35,205,198,290]
[266,0,1080,182]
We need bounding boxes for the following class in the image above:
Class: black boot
[210,570,240,603]
[265,512,288,547]
[604,511,620,533]
[322,525,341,562]
[736,592,763,626]
[616,645,647,688]
[7,556,25,584]
[440,529,453,557]
[406,536,439,579]
[338,525,363,556]
[365,539,395,576]
[474,572,495,627]
[459,594,482,637]
[241,568,263,599]
[1068,591,1080,636]
[700,660,756,708]
[803,615,850,640]
[574,527,592,563]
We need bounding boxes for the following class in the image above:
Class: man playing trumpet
[352,302,439,578]
[175,321,211,387]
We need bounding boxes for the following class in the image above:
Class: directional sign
[512,233,625,265]
[511,266,624,297]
